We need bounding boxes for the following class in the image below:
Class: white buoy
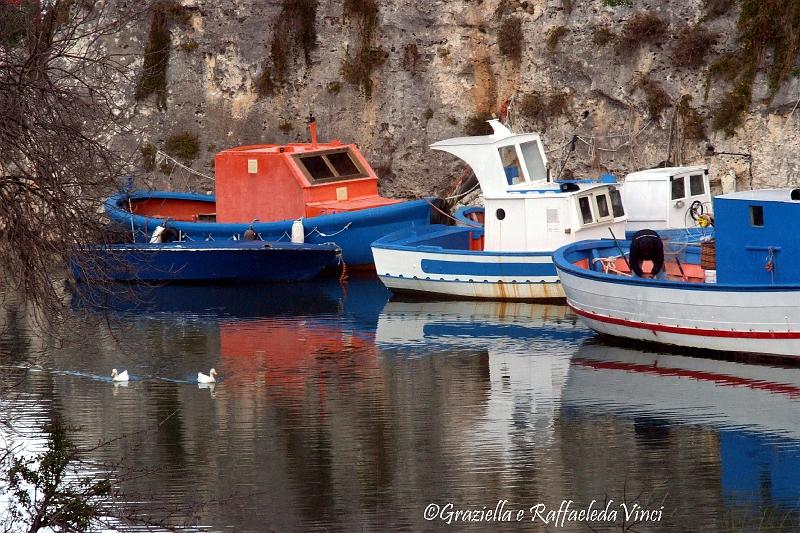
[291,219,305,243]
[197,368,217,384]
[149,226,165,243]
[111,368,129,382]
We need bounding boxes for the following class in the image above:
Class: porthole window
[496,208,506,220]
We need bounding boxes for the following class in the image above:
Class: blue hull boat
[72,241,341,283]
[104,192,434,268]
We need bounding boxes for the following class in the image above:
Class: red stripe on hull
[568,303,800,339]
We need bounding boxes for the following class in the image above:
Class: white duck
[197,368,217,384]
[111,368,129,382]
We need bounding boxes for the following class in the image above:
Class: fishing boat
[554,188,800,357]
[371,120,628,300]
[104,118,434,268]
[72,240,341,283]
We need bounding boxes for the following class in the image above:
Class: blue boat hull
[104,192,434,267]
[72,241,341,283]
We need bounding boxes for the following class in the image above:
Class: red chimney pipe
[309,113,318,147]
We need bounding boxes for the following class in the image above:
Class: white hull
[557,268,800,357]
[372,247,564,300]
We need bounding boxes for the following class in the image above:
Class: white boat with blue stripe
[371,120,627,300]
[554,189,800,357]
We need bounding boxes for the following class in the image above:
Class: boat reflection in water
[566,340,800,510]
[42,282,800,529]
[377,300,588,449]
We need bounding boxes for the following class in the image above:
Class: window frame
[594,193,612,222]
[293,148,369,184]
[609,188,625,217]
[577,195,595,226]
[750,205,764,227]
[671,176,686,200]
[689,174,705,197]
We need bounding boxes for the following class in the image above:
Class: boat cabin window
[750,205,764,227]
[327,151,361,176]
[609,188,625,217]
[689,174,705,196]
[498,145,525,185]
[671,176,685,200]
[578,196,594,224]
[293,149,368,184]
[519,140,547,181]
[301,155,335,180]
[596,194,610,218]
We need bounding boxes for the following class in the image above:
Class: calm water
[1,277,799,531]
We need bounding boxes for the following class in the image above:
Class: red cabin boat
[105,119,434,267]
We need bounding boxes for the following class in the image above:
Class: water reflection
[0,280,796,530]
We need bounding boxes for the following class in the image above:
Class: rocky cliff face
[123,0,800,197]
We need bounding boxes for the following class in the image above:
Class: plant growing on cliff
[546,26,569,55]
[703,0,732,19]
[519,91,570,129]
[401,43,421,73]
[713,78,752,136]
[617,12,667,52]
[592,26,616,46]
[706,0,800,134]
[256,0,318,96]
[340,0,383,98]
[135,0,191,110]
[465,112,495,136]
[677,95,708,142]
[164,132,200,162]
[255,0,318,96]
[498,16,524,62]
[636,77,671,120]
[673,24,717,68]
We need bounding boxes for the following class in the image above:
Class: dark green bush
[164,132,199,161]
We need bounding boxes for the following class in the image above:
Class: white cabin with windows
[622,166,712,232]
[371,120,629,300]
[431,120,627,253]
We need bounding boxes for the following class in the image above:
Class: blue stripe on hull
[420,259,557,277]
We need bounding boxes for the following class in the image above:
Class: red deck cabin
[214,140,401,223]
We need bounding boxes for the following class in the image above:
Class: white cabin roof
[624,165,708,182]
[431,120,549,198]
[718,188,799,203]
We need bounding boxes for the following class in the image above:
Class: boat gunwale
[554,239,800,292]
[105,191,434,233]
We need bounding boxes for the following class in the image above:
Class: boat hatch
[293,148,369,184]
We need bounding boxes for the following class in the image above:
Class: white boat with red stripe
[554,189,800,357]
